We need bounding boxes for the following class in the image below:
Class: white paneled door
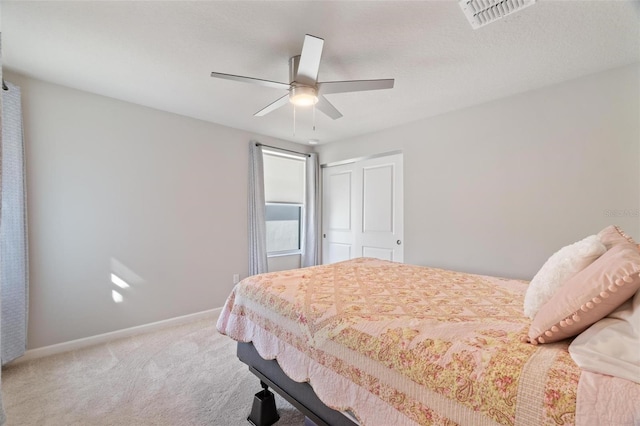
[322,153,403,264]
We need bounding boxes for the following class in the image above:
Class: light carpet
[1,315,305,426]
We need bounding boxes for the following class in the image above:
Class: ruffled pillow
[528,242,640,344]
[523,235,606,319]
[597,225,637,250]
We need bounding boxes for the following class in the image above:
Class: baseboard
[13,307,222,364]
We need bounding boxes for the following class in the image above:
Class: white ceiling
[3,1,639,145]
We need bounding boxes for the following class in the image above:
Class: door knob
[396,240,402,245]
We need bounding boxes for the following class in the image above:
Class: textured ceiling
[2,1,639,145]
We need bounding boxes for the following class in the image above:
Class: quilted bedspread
[217,258,582,425]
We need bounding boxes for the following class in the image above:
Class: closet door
[322,153,403,264]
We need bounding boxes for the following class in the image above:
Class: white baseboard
[13,307,222,364]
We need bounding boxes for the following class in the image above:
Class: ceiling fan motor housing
[289,55,303,85]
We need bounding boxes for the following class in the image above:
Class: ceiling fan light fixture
[289,86,318,107]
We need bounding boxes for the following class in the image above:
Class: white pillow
[523,235,606,319]
[569,290,640,384]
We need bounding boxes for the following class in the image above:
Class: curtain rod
[256,142,310,157]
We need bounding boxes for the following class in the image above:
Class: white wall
[9,64,639,348]
[6,71,310,349]
[318,64,640,280]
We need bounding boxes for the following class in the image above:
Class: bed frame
[237,342,358,426]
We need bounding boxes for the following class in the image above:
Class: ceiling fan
[210,34,394,120]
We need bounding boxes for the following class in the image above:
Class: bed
[217,243,640,425]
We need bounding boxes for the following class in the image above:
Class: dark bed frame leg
[247,380,280,426]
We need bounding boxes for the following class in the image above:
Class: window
[263,150,306,256]
[265,203,302,254]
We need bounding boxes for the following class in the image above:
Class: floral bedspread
[216,258,580,425]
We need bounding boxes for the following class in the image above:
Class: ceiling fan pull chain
[293,105,296,136]
[313,102,316,131]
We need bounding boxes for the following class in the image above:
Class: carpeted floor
[1,315,305,426]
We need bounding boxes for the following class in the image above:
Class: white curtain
[0,36,6,426]
[248,141,268,275]
[302,152,321,267]
[1,81,28,367]
[0,76,6,424]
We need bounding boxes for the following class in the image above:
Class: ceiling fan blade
[254,94,290,117]
[211,71,290,91]
[295,34,324,86]
[315,95,343,120]
[318,79,395,95]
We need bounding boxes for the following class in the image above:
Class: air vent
[459,0,536,29]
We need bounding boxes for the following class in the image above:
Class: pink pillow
[597,225,636,250]
[528,242,640,344]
